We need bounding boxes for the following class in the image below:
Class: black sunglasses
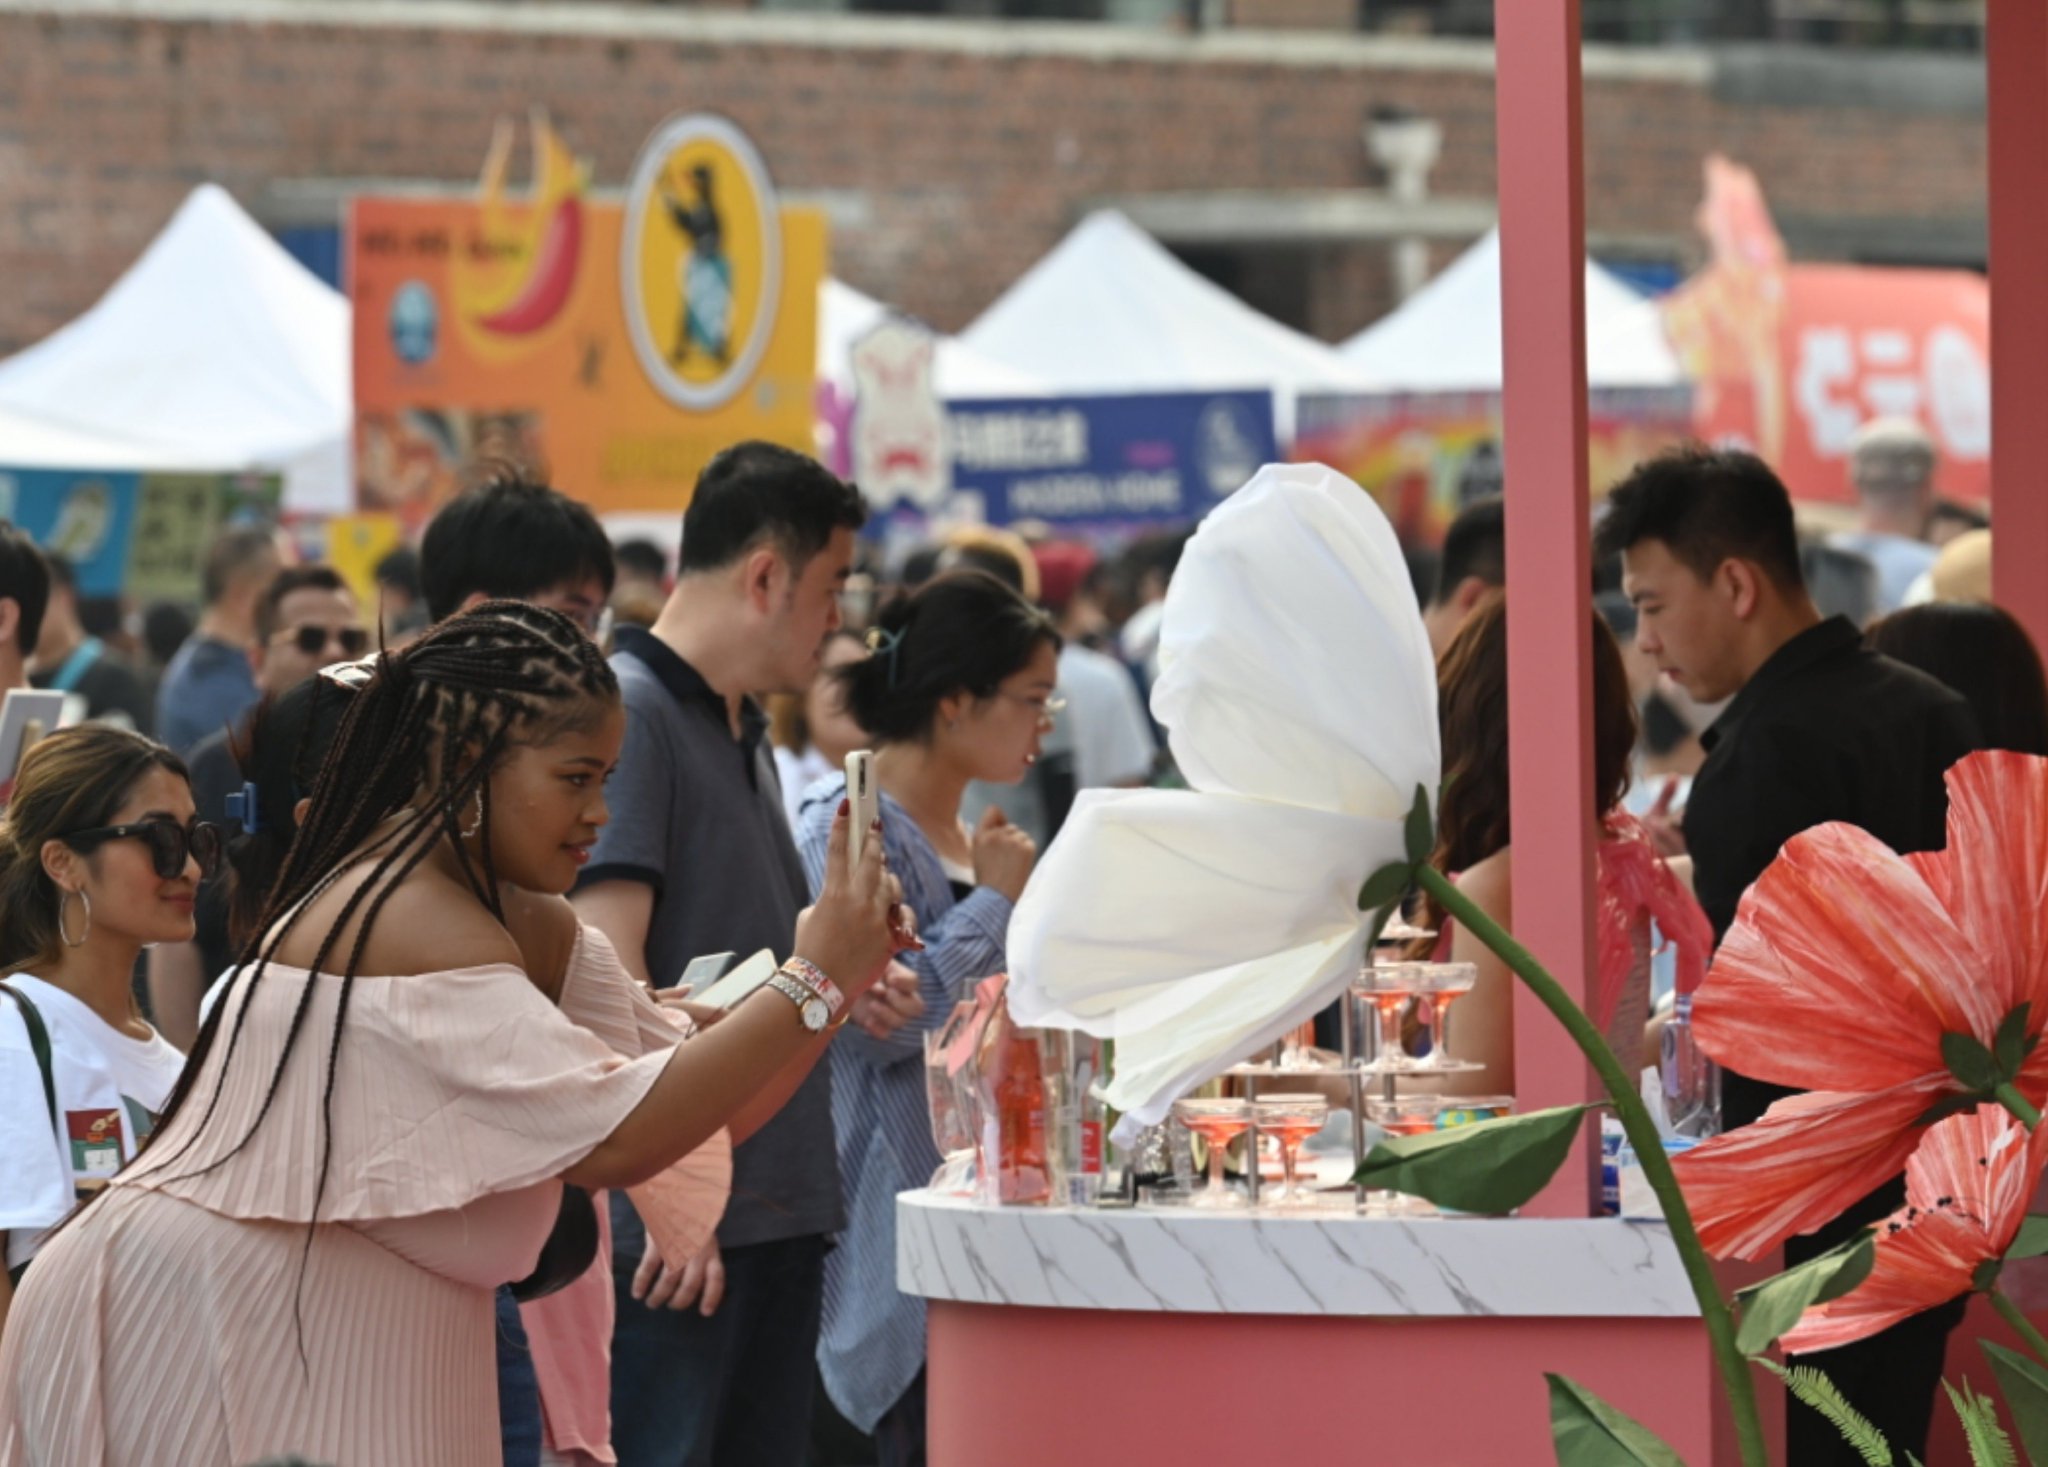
[281,624,371,658]
[64,818,225,880]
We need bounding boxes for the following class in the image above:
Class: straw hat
[1929,528,1991,604]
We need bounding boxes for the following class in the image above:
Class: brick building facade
[0,0,1991,356]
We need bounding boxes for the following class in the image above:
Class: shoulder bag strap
[45,637,103,695]
[0,981,59,1136]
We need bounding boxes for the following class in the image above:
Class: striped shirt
[795,776,1012,1434]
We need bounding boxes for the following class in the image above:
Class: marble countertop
[897,1190,1699,1318]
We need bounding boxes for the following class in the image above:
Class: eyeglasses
[63,817,225,880]
[999,692,1068,722]
[276,624,371,658]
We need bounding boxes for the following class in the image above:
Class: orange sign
[351,112,825,524]
[1663,157,1989,504]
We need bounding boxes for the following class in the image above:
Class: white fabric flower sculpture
[1007,462,1442,1138]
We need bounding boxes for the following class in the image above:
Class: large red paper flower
[1780,1105,2047,1353]
[1673,751,2048,1260]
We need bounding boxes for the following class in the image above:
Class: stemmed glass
[1408,962,1481,1072]
[1172,1098,1253,1210]
[1252,1093,1330,1209]
[1365,1094,1444,1217]
[1353,964,1421,1073]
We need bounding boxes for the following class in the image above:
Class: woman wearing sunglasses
[0,725,220,1340]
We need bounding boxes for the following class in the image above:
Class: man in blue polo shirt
[575,441,867,1467]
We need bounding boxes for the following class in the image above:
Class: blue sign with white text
[942,391,1275,528]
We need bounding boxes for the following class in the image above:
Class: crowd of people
[0,424,2035,1467]
[0,442,1180,1467]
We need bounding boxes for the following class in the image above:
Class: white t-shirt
[0,975,186,1272]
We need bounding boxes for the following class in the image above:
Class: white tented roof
[960,211,1377,397]
[0,402,229,474]
[0,184,351,511]
[1340,229,1684,393]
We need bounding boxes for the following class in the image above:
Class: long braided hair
[136,601,616,1352]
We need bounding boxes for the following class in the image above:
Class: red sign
[1662,157,1989,504]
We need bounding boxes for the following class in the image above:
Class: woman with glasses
[794,570,1058,1466]
[0,725,220,1339]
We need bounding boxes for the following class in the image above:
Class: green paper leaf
[2007,1217,2048,1263]
[1946,1030,2005,1094]
[1353,1102,1600,1215]
[1760,1360,1894,1465]
[1945,1378,2018,1467]
[1733,1228,1877,1357]
[1404,783,1435,867]
[1356,860,1412,914]
[1998,1005,2035,1080]
[1546,1373,1688,1467]
[1983,1341,2048,1466]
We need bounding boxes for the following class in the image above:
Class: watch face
[802,997,830,1032]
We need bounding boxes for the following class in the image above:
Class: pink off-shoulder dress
[0,938,718,1467]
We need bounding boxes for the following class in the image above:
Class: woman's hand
[792,801,901,1001]
[849,960,926,1039]
[972,806,1038,903]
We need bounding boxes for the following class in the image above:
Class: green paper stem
[1997,1082,2043,1133]
[1994,1286,2048,1370]
[1415,865,1768,1467]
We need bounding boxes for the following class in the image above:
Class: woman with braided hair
[0,602,906,1467]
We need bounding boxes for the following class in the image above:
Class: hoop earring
[460,787,484,840]
[58,889,91,948]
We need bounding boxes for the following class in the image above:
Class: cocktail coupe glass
[1251,1093,1331,1210]
[1354,963,1422,1073]
[1409,962,1481,1072]
[1172,1098,1254,1209]
[1364,1094,1445,1217]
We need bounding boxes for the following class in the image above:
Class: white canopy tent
[0,402,229,474]
[0,184,352,512]
[961,212,1378,402]
[1339,229,1684,393]
[819,279,1047,399]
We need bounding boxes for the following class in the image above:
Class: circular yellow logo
[621,114,783,412]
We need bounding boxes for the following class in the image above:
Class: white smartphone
[846,749,879,870]
[675,951,737,996]
[694,950,779,1010]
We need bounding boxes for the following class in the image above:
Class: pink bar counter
[899,1190,1777,1465]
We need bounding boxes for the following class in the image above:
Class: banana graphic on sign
[451,110,589,358]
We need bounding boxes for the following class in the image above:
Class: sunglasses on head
[280,624,371,658]
[63,817,225,880]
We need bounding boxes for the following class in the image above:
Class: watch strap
[767,974,829,1032]
[780,956,845,1015]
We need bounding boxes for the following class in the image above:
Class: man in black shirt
[1597,447,1981,1467]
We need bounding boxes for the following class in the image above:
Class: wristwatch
[768,974,833,1033]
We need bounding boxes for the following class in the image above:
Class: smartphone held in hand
[846,749,879,869]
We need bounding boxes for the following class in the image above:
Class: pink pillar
[1988,0,2048,646]
[1495,0,1601,1218]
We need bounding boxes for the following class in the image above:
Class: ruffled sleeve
[557,924,698,1058]
[120,963,676,1223]
[556,923,732,1262]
